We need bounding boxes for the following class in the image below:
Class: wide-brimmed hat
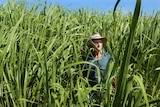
[90,32,107,43]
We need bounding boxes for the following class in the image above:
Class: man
[85,32,116,104]
[86,32,112,86]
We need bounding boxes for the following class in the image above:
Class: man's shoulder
[103,51,115,60]
[103,51,115,62]
[103,51,110,56]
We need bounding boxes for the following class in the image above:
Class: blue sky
[0,0,160,14]
[52,0,160,14]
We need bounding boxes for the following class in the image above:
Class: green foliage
[0,0,160,107]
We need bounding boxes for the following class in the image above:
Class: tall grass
[113,0,144,106]
[0,0,160,107]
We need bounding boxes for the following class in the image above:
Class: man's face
[93,39,103,52]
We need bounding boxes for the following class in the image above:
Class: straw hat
[90,32,107,43]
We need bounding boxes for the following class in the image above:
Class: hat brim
[91,38,107,43]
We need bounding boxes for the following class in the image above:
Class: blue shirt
[87,50,111,82]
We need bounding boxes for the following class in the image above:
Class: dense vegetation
[0,0,160,107]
